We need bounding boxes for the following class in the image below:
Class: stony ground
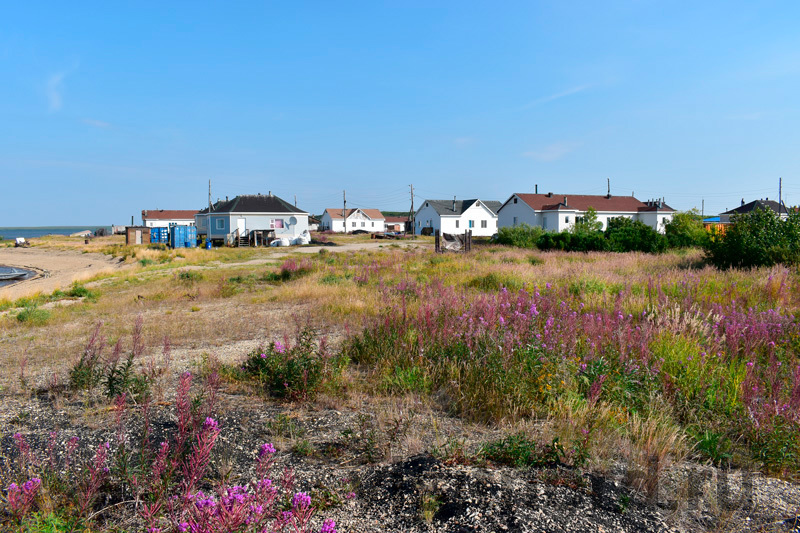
[2,360,800,533]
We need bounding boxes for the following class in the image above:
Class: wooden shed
[125,226,151,245]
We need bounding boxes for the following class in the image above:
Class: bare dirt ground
[0,247,129,300]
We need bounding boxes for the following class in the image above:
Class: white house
[320,208,385,233]
[141,209,198,228]
[195,193,309,242]
[497,193,674,233]
[384,216,408,233]
[414,199,501,237]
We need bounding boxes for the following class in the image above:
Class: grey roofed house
[423,199,502,216]
[197,193,305,215]
[722,198,788,216]
[195,193,309,240]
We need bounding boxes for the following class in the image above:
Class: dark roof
[197,194,306,215]
[421,199,502,216]
[510,193,674,213]
[722,199,787,215]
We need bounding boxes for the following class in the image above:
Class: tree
[605,217,667,253]
[705,207,800,268]
[664,210,707,248]
[571,207,603,234]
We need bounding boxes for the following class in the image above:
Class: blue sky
[2,1,800,225]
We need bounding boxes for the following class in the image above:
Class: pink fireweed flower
[260,353,267,359]
[274,341,286,354]
[259,443,276,457]
[292,491,312,510]
[320,519,338,533]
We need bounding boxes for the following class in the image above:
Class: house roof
[384,216,408,223]
[197,194,306,215]
[142,209,199,220]
[421,199,502,216]
[510,193,674,213]
[323,208,385,220]
[722,199,787,215]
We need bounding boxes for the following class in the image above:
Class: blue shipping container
[185,226,197,248]
[170,226,185,248]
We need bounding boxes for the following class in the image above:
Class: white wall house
[320,208,385,233]
[195,193,309,241]
[497,193,674,233]
[414,199,501,237]
[141,210,198,228]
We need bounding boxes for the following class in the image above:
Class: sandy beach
[0,247,128,300]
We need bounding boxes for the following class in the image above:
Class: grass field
[1,237,798,531]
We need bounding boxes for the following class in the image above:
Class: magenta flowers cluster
[5,478,41,520]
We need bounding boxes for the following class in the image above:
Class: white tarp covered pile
[291,230,311,246]
[269,237,291,247]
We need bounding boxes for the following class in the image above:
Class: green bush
[664,210,708,248]
[495,224,545,249]
[16,305,50,325]
[241,328,345,400]
[705,207,800,269]
[605,217,667,253]
[480,434,566,467]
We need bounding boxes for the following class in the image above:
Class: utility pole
[409,184,415,235]
[607,177,610,196]
[208,179,212,211]
[343,190,347,232]
[294,194,297,207]
[779,177,783,213]
[701,199,704,219]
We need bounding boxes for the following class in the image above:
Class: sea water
[0,226,112,240]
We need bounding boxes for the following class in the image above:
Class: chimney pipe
[535,184,538,194]
[741,198,745,206]
[547,192,553,198]
[563,196,568,205]
[453,196,456,212]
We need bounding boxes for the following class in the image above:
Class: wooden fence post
[435,229,440,253]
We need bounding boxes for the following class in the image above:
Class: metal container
[170,226,186,249]
[185,226,197,248]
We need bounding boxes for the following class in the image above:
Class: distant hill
[381,211,411,217]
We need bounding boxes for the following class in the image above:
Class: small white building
[414,199,501,237]
[195,193,309,241]
[141,209,198,228]
[497,193,674,233]
[320,208,385,233]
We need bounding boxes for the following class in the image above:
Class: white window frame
[215,218,224,230]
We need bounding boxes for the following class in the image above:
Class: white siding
[497,196,540,228]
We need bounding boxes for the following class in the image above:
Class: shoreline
[0,247,128,301]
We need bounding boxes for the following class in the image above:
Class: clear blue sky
[2,1,800,225]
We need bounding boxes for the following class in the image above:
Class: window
[481,220,487,228]
[371,222,374,227]
[513,198,518,204]
[469,220,474,228]
[215,219,224,230]
[272,219,284,229]
[565,216,570,223]
[513,216,518,226]
[455,220,459,229]
[361,222,365,227]
[576,216,584,224]
[352,221,356,227]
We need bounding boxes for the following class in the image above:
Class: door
[135,230,142,245]
[237,218,246,235]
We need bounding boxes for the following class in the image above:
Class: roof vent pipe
[453,196,456,212]
[741,198,745,206]
[535,184,538,194]
[563,196,568,205]
[547,192,553,198]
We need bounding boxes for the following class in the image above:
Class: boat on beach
[0,267,30,281]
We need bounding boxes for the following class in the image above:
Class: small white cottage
[320,208,385,233]
[414,199,501,237]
